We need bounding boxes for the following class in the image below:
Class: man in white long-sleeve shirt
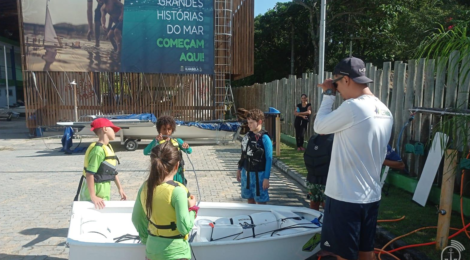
[314,57,393,260]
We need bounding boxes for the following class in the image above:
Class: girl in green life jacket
[133,142,198,260]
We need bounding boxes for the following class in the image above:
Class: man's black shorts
[111,21,123,31]
[320,196,380,260]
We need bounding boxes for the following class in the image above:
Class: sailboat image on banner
[44,0,63,47]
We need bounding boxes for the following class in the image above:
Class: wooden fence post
[382,62,391,106]
[436,149,458,250]
[393,63,406,148]
[403,60,416,161]
[457,54,470,109]
[445,51,460,108]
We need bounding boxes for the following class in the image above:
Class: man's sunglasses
[332,76,344,88]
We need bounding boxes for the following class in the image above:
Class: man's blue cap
[333,57,373,84]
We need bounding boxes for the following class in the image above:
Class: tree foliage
[233,0,470,87]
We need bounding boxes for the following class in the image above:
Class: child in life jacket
[79,118,127,209]
[237,109,273,204]
[132,142,198,260]
[144,115,192,185]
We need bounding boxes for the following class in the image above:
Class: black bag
[94,161,118,183]
[304,134,334,181]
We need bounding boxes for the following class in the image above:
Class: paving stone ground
[0,120,309,260]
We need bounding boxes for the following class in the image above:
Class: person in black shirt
[304,133,334,210]
[294,94,312,151]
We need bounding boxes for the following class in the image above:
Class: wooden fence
[234,51,470,176]
[19,0,256,128]
[24,71,218,127]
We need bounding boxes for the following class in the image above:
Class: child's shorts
[240,169,269,202]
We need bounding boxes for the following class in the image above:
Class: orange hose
[374,248,400,260]
[377,216,405,223]
[386,222,470,254]
[378,152,470,259]
[378,225,463,259]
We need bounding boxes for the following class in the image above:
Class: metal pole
[3,45,9,109]
[74,84,78,122]
[71,80,78,122]
[318,0,326,83]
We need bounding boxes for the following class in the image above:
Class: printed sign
[20,0,214,74]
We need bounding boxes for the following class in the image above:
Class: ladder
[224,83,236,118]
[213,0,233,120]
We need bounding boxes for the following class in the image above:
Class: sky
[255,0,290,17]
[22,0,97,25]
[22,0,288,25]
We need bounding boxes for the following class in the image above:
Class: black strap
[246,161,251,190]
[166,180,179,187]
[150,220,177,231]
[166,180,190,198]
[104,156,120,165]
[74,175,84,201]
[255,171,260,197]
[248,215,255,238]
[147,230,184,239]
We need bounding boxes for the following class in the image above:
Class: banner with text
[20,0,214,74]
[120,0,214,74]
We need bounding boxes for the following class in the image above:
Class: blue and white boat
[57,113,241,150]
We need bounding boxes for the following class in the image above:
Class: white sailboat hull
[58,120,236,145]
[67,201,322,260]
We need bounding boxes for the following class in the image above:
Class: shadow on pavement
[212,146,310,208]
[20,228,67,248]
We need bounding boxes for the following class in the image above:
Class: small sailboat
[67,201,323,260]
[44,0,62,47]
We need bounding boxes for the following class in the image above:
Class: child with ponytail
[132,142,198,260]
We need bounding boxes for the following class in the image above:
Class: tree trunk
[309,9,319,74]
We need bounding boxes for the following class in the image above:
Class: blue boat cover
[102,113,240,132]
[111,113,157,122]
[175,120,241,132]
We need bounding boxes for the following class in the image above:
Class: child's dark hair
[301,94,307,98]
[156,115,176,134]
[247,109,264,122]
[146,142,180,219]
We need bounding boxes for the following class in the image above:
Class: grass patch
[278,142,470,260]
[380,187,470,259]
[275,143,307,177]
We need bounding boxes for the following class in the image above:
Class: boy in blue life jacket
[237,109,273,204]
[79,118,127,209]
[143,115,192,184]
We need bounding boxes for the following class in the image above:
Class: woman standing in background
[294,94,312,151]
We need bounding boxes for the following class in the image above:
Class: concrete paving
[0,119,309,259]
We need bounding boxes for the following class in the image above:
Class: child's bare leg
[247,198,256,204]
[87,0,93,41]
[114,28,122,52]
[108,30,117,51]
